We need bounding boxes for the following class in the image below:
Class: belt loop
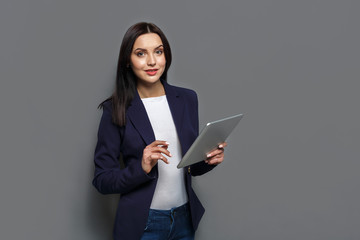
[170,208,175,224]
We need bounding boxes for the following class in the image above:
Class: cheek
[156,56,166,72]
[159,56,166,67]
[130,57,145,70]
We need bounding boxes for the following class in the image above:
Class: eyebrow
[134,45,163,52]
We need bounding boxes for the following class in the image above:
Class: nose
[147,53,156,66]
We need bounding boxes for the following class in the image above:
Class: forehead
[133,33,163,49]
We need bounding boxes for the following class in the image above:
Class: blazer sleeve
[188,91,217,176]
[92,103,155,195]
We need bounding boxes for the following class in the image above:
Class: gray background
[1,0,359,239]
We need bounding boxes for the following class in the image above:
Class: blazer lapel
[163,82,185,149]
[126,81,185,149]
[126,90,155,146]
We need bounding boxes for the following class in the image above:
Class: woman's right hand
[142,140,172,174]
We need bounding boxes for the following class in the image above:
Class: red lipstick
[145,69,158,76]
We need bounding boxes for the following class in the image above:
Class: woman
[92,22,227,240]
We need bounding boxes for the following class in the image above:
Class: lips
[145,69,158,76]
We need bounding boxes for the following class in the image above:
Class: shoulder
[166,82,198,101]
[175,85,197,97]
[176,85,198,106]
[100,99,113,113]
[98,99,114,124]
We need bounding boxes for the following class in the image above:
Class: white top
[142,95,188,210]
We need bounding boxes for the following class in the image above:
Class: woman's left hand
[204,142,227,165]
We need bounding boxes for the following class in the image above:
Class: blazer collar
[126,81,185,146]
[163,81,185,142]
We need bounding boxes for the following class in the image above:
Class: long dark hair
[100,22,172,126]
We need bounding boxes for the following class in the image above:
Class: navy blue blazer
[93,81,215,240]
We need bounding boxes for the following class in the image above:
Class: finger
[206,155,224,165]
[151,146,172,157]
[218,142,228,149]
[158,156,169,164]
[205,152,224,163]
[206,148,224,158]
[149,140,169,147]
[150,153,169,164]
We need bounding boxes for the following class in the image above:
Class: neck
[137,80,165,98]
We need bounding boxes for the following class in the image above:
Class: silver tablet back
[177,113,244,168]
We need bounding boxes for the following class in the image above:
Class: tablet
[177,113,244,168]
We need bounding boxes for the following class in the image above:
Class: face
[130,33,166,86]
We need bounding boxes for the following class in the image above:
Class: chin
[138,77,161,85]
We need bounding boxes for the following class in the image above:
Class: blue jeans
[141,203,195,240]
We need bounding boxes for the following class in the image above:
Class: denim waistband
[149,202,189,216]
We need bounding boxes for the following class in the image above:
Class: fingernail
[165,142,169,145]
[219,144,223,148]
[207,154,211,158]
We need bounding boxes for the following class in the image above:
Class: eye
[155,49,163,55]
[136,51,145,57]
